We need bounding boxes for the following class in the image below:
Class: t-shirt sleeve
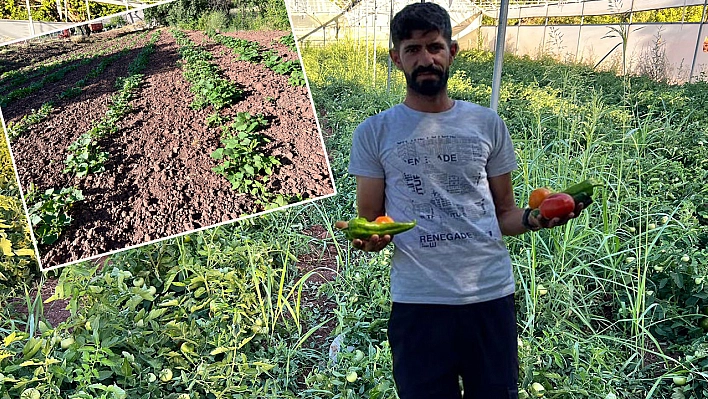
[486,114,518,177]
[348,118,385,179]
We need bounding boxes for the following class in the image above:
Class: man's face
[703,38,708,53]
[390,30,458,96]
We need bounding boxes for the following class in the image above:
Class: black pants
[387,294,519,399]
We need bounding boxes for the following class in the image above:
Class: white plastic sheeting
[286,0,485,45]
[0,20,74,44]
[482,0,707,19]
[478,23,708,82]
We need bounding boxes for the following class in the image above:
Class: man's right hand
[335,220,392,252]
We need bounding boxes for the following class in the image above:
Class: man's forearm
[497,207,531,236]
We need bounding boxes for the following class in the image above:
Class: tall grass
[301,40,708,397]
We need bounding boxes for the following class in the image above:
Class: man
[335,3,588,399]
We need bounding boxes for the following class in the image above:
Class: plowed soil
[2,27,334,269]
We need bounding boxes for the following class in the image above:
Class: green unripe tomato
[20,388,40,399]
[180,342,195,354]
[700,317,708,332]
[60,337,75,349]
[345,371,358,383]
[133,277,145,287]
[354,350,365,362]
[673,376,687,386]
[537,284,548,296]
[159,368,173,382]
[530,382,545,397]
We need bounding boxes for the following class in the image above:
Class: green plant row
[62,30,161,179]
[6,103,54,142]
[1,29,146,107]
[204,29,306,87]
[170,29,243,110]
[7,31,148,143]
[58,30,151,103]
[25,185,85,246]
[169,29,302,210]
[0,29,140,92]
[210,112,281,196]
[26,30,161,246]
[277,33,297,53]
[0,57,93,107]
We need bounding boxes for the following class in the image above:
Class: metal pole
[689,0,708,82]
[25,0,35,37]
[575,0,586,62]
[366,7,370,77]
[514,3,521,55]
[373,0,377,87]
[541,0,548,55]
[386,0,393,94]
[490,0,510,111]
[85,0,91,21]
[64,0,69,22]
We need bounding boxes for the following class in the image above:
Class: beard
[404,65,450,96]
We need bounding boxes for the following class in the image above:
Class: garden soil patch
[3,27,334,269]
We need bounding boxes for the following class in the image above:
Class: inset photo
[0,0,335,270]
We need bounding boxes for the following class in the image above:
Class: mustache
[412,66,443,79]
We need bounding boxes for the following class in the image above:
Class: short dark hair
[390,3,452,49]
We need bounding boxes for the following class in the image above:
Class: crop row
[0,31,138,93]
[170,29,242,110]
[27,31,161,246]
[204,30,305,87]
[169,29,297,209]
[6,31,150,142]
[1,31,149,108]
[63,31,160,177]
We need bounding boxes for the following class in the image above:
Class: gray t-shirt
[348,100,518,305]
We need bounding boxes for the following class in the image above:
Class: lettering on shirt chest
[403,153,459,165]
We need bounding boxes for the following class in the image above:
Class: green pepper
[339,217,417,240]
[561,178,603,198]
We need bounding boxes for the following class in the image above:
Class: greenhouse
[287,0,708,83]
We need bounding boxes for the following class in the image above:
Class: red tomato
[374,215,395,224]
[539,193,575,219]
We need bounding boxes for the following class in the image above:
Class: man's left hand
[527,197,592,230]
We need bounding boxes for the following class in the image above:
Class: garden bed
[2,27,333,269]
